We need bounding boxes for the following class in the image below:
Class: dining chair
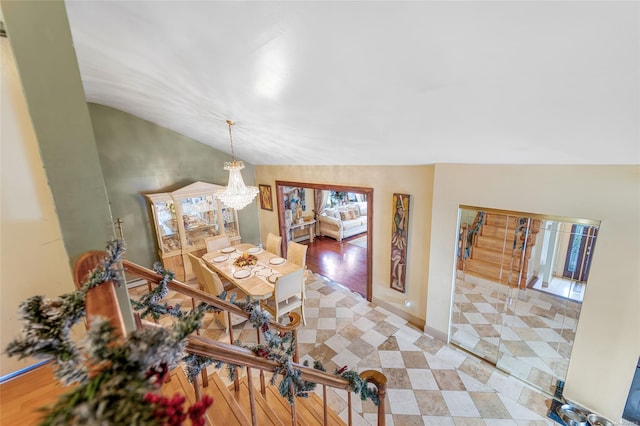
[187,253,207,289]
[199,259,247,332]
[266,232,282,257]
[286,241,309,303]
[286,241,307,268]
[261,268,306,325]
[204,235,231,253]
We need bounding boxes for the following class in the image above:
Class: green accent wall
[1,0,115,260]
[88,104,261,268]
[2,0,136,332]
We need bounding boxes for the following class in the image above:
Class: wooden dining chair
[261,268,306,325]
[204,235,231,253]
[266,232,282,257]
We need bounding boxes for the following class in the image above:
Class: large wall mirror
[450,206,600,396]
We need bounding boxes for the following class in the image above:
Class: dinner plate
[268,274,282,284]
[247,247,262,254]
[269,257,286,265]
[233,269,251,279]
[256,269,272,277]
[212,255,229,263]
[221,247,236,254]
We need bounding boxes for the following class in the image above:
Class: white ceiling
[64,1,639,166]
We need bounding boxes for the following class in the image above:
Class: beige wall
[1,37,75,376]
[427,164,640,422]
[255,165,434,323]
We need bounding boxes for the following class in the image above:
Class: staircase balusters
[247,367,257,425]
[122,259,387,425]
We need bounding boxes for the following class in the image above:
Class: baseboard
[423,325,448,343]
[372,296,425,330]
[126,278,148,289]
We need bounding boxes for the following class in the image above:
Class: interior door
[562,224,598,282]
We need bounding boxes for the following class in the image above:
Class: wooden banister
[120,258,386,425]
[121,260,301,334]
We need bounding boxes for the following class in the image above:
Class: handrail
[121,260,301,334]
[188,335,358,390]
[122,259,387,425]
[187,335,387,425]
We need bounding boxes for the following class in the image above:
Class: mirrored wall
[450,206,599,396]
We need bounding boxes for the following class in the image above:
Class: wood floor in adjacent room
[303,234,368,298]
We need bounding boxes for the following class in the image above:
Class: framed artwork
[390,193,410,293]
[259,184,273,211]
[283,187,306,212]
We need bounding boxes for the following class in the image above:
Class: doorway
[450,206,600,396]
[275,180,373,301]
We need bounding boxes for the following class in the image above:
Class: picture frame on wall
[390,193,410,293]
[259,184,273,211]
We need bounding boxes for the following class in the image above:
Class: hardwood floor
[303,234,368,297]
[0,363,72,425]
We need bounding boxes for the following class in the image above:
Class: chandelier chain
[226,119,236,160]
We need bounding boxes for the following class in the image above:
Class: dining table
[201,243,301,300]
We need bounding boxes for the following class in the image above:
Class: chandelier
[215,120,259,210]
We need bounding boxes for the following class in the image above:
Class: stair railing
[123,259,300,394]
[187,335,387,426]
[459,211,486,267]
[122,259,387,426]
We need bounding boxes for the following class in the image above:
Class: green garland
[6,237,379,424]
[5,240,211,425]
[132,261,380,406]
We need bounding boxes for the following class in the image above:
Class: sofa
[318,202,367,242]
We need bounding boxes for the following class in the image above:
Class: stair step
[471,246,530,268]
[465,259,528,286]
[258,379,347,426]
[476,234,537,251]
[464,269,527,287]
[162,368,250,426]
[204,373,252,425]
[230,377,285,425]
[484,214,541,232]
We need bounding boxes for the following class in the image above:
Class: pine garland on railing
[5,240,126,385]
[6,237,381,423]
[313,361,381,405]
[4,241,212,425]
[133,261,383,407]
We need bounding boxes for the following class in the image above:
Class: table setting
[201,243,298,300]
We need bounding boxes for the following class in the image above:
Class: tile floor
[132,273,567,425]
[450,273,581,396]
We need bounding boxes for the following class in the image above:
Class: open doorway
[275,180,373,301]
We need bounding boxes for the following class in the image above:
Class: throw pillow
[339,211,349,221]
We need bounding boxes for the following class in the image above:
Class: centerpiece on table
[233,252,258,267]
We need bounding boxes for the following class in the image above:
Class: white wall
[1,37,75,376]
[426,164,640,422]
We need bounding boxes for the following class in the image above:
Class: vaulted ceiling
[63,1,639,166]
